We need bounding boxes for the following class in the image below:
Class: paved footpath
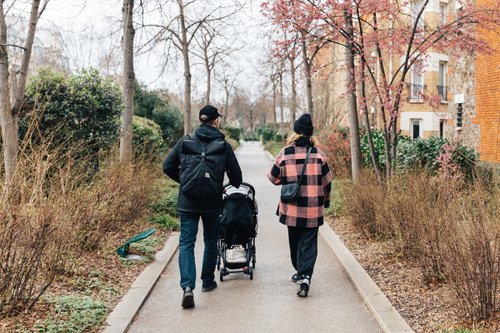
[127,141,384,333]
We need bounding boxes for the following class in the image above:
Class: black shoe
[182,287,194,308]
[202,281,217,292]
[291,273,302,283]
[297,278,310,297]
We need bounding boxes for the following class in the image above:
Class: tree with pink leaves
[262,0,500,179]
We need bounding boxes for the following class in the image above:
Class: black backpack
[179,135,226,200]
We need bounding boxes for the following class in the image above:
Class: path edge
[320,225,414,333]
[102,232,180,333]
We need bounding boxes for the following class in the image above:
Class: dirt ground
[0,221,169,333]
[328,217,499,333]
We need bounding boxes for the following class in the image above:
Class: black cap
[199,105,222,122]
[293,114,313,136]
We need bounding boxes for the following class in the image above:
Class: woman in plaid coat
[267,114,332,297]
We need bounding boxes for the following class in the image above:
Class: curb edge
[320,225,414,333]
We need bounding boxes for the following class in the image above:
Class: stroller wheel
[249,267,253,280]
[220,269,224,282]
[216,257,220,271]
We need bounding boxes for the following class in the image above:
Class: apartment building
[399,0,451,140]
[312,44,350,129]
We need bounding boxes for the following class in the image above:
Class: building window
[411,119,422,139]
[438,61,448,101]
[439,3,448,26]
[456,103,463,129]
[439,119,446,138]
[410,59,424,101]
[411,0,425,37]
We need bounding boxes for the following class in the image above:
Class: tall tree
[0,0,49,185]
[120,0,135,162]
[344,6,362,182]
[262,0,328,120]
[142,0,241,134]
[193,22,234,106]
[286,37,299,124]
[216,66,239,122]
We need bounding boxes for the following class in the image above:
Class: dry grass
[342,170,500,323]
[0,143,162,317]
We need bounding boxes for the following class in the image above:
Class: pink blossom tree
[262,0,499,178]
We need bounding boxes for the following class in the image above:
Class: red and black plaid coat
[267,141,333,228]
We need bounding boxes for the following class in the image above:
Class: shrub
[396,136,447,171]
[341,171,386,238]
[222,126,241,142]
[342,170,500,321]
[150,214,179,231]
[440,181,500,321]
[274,133,286,142]
[134,83,183,147]
[0,143,160,314]
[0,148,74,314]
[360,131,479,179]
[259,126,277,144]
[360,129,386,170]
[264,140,284,157]
[151,179,179,217]
[67,158,158,251]
[317,127,351,179]
[22,68,122,159]
[133,116,165,158]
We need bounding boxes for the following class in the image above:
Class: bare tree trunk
[223,78,229,119]
[0,0,44,185]
[278,71,284,140]
[0,3,14,185]
[301,36,313,118]
[290,57,297,124]
[178,0,192,134]
[360,62,381,182]
[356,8,381,182]
[120,0,135,163]
[344,8,361,182]
[271,76,277,130]
[205,55,211,105]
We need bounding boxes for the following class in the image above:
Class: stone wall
[445,52,480,149]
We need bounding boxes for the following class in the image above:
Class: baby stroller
[217,182,258,280]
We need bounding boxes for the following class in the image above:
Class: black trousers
[287,226,318,279]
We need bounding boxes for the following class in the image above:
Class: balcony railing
[437,85,448,101]
[407,83,425,101]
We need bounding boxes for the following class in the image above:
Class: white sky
[35,0,272,102]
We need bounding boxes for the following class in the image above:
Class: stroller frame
[216,182,257,281]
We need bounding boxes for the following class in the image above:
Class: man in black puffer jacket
[163,105,242,309]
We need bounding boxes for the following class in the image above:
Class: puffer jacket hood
[194,124,225,141]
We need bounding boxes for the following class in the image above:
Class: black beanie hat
[293,114,313,136]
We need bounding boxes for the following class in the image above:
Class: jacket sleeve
[225,142,242,188]
[162,138,183,183]
[267,149,284,185]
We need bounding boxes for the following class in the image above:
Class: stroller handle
[223,181,256,196]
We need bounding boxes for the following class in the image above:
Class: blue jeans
[178,212,219,290]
